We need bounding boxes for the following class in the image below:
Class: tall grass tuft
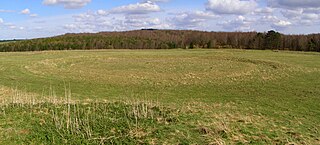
[0,87,180,144]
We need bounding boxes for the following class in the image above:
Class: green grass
[0,49,320,144]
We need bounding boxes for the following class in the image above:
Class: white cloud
[74,12,98,23]
[65,7,172,33]
[123,15,164,28]
[266,0,320,28]
[142,0,169,3]
[110,1,161,15]
[0,9,15,13]
[42,0,91,9]
[30,14,39,17]
[302,13,319,20]
[0,18,3,24]
[9,25,17,29]
[117,16,170,30]
[260,15,279,23]
[33,20,46,24]
[97,10,108,16]
[21,9,31,15]
[3,23,24,30]
[269,0,320,9]
[170,11,217,29]
[67,11,121,32]
[254,7,274,14]
[258,15,292,30]
[303,8,320,14]
[206,0,257,15]
[281,9,303,19]
[64,24,77,30]
[282,9,319,20]
[20,8,38,17]
[219,16,255,31]
[33,26,44,30]
[280,8,320,26]
[272,20,292,30]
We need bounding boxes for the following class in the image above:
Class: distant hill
[0,30,319,52]
[0,39,23,44]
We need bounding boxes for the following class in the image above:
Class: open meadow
[0,49,319,144]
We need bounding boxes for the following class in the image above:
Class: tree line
[0,30,319,52]
[0,39,23,43]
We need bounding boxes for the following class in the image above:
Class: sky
[0,0,320,39]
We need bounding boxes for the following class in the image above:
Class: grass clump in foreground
[0,100,209,144]
[27,102,179,144]
[1,97,319,144]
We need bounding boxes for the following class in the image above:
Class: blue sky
[0,0,320,39]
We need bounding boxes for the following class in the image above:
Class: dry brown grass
[23,52,305,88]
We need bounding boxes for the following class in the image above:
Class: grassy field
[0,41,17,44]
[0,49,319,144]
